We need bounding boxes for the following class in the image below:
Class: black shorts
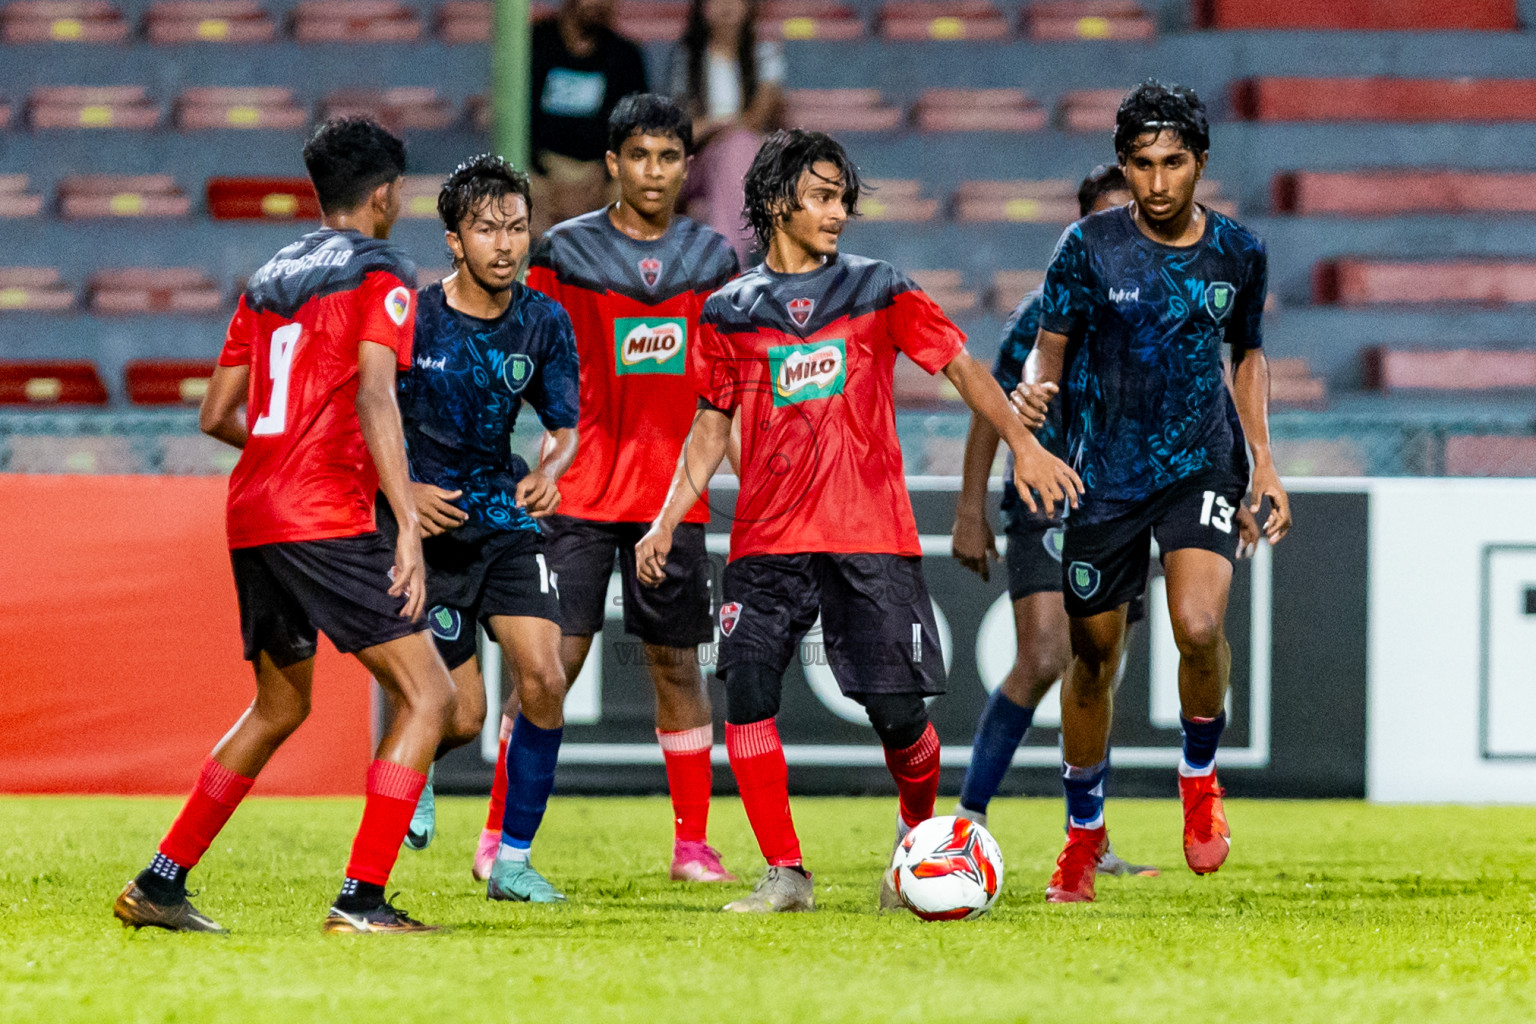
[544,515,714,649]
[1005,520,1066,601]
[378,503,560,670]
[1062,470,1244,618]
[230,533,423,667]
[718,553,947,696]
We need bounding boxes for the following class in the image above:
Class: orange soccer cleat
[1046,825,1107,903]
[1179,770,1231,875]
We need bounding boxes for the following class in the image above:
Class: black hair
[1114,79,1210,158]
[1077,164,1128,216]
[302,116,407,215]
[681,0,758,123]
[437,153,533,234]
[607,93,694,155]
[742,128,864,251]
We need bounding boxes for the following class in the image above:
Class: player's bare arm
[357,339,426,621]
[636,405,731,587]
[951,411,1001,581]
[198,363,251,450]
[515,426,579,518]
[1232,344,1290,543]
[944,348,1081,518]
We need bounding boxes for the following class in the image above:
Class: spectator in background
[668,0,784,260]
[530,0,650,235]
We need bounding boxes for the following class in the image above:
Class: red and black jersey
[219,228,416,550]
[527,210,739,524]
[694,253,966,560]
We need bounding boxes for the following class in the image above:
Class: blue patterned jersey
[1039,205,1266,524]
[994,289,1068,532]
[398,282,580,533]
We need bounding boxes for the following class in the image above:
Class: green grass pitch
[3,795,1535,1024]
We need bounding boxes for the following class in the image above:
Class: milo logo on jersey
[769,339,846,406]
[614,317,687,375]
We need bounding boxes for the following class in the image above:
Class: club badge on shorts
[1067,560,1100,600]
[719,601,742,636]
[429,605,462,641]
[1043,526,1065,563]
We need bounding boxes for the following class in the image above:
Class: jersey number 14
[252,323,301,437]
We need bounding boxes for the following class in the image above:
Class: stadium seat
[1232,77,1536,123]
[89,268,223,314]
[399,174,443,219]
[5,435,141,471]
[990,269,1044,314]
[1267,357,1327,408]
[28,86,160,130]
[759,0,862,40]
[1444,435,1536,476]
[1314,259,1536,306]
[0,175,44,218]
[915,89,1045,133]
[908,269,978,313]
[0,93,10,128]
[1055,88,1125,132]
[1024,0,1153,41]
[1,0,129,42]
[466,93,491,132]
[436,0,489,41]
[290,0,422,42]
[144,0,276,42]
[1272,170,1536,217]
[0,267,75,310]
[320,88,457,132]
[124,359,218,405]
[861,179,939,222]
[158,433,240,474]
[176,86,307,131]
[206,177,322,220]
[56,175,191,219]
[879,0,1009,41]
[1195,0,1516,31]
[1363,347,1536,392]
[894,357,963,408]
[614,0,685,42]
[783,89,902,133]
[1271,438,1365,476]
[0,361,107,404]
[953,179,1079,223]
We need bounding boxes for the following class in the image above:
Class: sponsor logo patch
[429,605,462,641]
[614,317,687,375]
[719,601,742,636]
[385,286,412,326]
[1108,285,1139,305]
[787,296,815,327]
[1067,560,1100,600]
[768,339,846,407]
[639,257,662,289]
[501,353,534,393]
[1204,281,1236,323]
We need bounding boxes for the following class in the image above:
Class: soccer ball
[890,815,1004,921]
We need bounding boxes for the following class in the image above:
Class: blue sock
[1062,758,1108,829]
[500,713,563,849]
[1179,712,1226,775]
[959,690,1035,813]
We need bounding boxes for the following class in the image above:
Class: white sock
[496,840,531,864]
[1179,758,1217,778]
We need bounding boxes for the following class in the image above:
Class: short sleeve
[355,270,416,369]
[992,295,1039,394]
[888,270,966,375]
[690,318,740,412]
[218,296,257,367]
[529,305,580,431]
[1037,225,1093,338]
[1226,241,1267,351]
[526,236,561,303]
[755,40,786,85]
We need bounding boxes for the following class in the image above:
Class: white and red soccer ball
[890,815,1005,921]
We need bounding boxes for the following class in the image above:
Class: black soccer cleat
[113,881,227,933]
[323,897,441,934]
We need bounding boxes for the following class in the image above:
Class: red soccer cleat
[1180,770,1231,875]
[1046,825,1107,903]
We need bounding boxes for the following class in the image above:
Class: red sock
[658,725,713,844]
[725,719,801,867]
[158,758,256,869]
[483,715,512,832]
[885,723,941,830]
[345,759,427,886]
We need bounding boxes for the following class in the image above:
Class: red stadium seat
[1055,88,1125,132]
[953,180,1079,223]
[89,268,223,314]
[615,0,685,41]
[879,0,1009,41]
[759,0,863,40]
[0,361,107,405]
[1363,348,1536,392]
[1025,0,1153,41]
[1195,0,1516,31]
[28,85,160,130]
[399,175,445,220]
[125,359,218,405]
[1444,436,1536,476]
[144,0,275,42]
[0,267,75,310]
[908,269,979,314]
[1315,259,1536,306]
[894,357,963,408]
[990,269,1045,314]
[466,94,491,132]
[0,175,44,218]
[320,88,457,132]
[1233,77,1536,123]
[56,174,191,219]
[290,0,422,42]
[1273,170,1536,216]
[175,86,307,131]
[915,89,1046,132]
[1,0,129,42]
[206,176,323,220]
[860,180,940,222]
[783,89,903,133]
[436,0,489,41]
[1267,357,1327,408]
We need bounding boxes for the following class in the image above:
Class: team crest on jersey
[1043,526,1065,563]
[787,297,815,327]
[614,317,687,375]
[719,601,742,636]
[769,339,846,407]
[1204,281,1236,323]
[1067,561,1100,600]
[501,354,534,394]
[639,257,662,289]
[429,605,462,642]
[385,286,412,326]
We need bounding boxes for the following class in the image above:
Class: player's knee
[1171,610,1224,657]
[1016,643,1070,693]
[519,663,569,715]
[253,689,310,737]
[858,693,928,751]
[723,663,782,725]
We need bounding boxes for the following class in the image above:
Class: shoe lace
[381,892,423,925]
[1184,785,1227,842]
